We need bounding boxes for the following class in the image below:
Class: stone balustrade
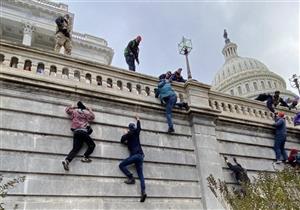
[72,32,108,46]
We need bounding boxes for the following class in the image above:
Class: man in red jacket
[62,101,95,171]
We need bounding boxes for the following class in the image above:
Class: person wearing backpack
[62,101,95,171]
[124,36,141,71]
[54,14,72,55]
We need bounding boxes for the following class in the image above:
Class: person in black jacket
[255,91,289,113]
[119,115,147,202]
[54,14,72,55]
[224,157,250,185]
[124,36,142,71]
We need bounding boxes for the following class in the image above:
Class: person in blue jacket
[156,79,189,133]
[119,115,147,202]
[273,112,288,164]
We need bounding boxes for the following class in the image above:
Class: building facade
[0,0,114,65]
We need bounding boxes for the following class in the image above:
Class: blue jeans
[164,94,177,129]
[125,55,135,71]
[119,153,145,193]
[274,135,288,161]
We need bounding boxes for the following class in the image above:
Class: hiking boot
[183,102,190,111]
[140,192,147,202]
[62,160,69,171]
[81,157,92,163]
[124,177,135,185]
[168,127,175,134]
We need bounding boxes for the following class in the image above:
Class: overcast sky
[61,0,299,94]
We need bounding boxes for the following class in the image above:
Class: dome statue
[212,30,296,99]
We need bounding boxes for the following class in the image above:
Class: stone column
[22,23,35,46]
[185,81,224,210]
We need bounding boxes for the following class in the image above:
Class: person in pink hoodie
[62,101,95,171]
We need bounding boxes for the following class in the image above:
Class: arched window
[127,83,132,92]
[245,84,250,92]
[50,65,57,76]
[10,57,18,68]
[253,82,258,90]
[74,70,80,81]
[107,78,113,88]
[261,81,265,89]
[36,63,44,74]
[96,76,102,86]
[238,86,242,95]
[0,54,4,63]
[62,68,69,78]
[117,80,122,90]
[136,84,141,94]
[23,60,32,71]
[268,81,272,88]
[85,73,92,84]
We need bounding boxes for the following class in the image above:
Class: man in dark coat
[170,68,186,83]
[124,36,142,71]
[119,115,147,202]
[54,14,72,55]
[224,157,250,185]
[255,91,289,113]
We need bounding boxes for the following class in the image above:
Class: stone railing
[209,91,297,128]
[0,39,298,131]
[0,40,187,106]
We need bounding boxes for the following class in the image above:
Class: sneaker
[183,102,190,111]
[124,177,135,185]
[168,127,175,134]
[140,192,147,202]
[81,157,92,163]
[274,160,282,164]
[62,160,69,171]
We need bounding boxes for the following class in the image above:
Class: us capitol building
[212,30,296,99]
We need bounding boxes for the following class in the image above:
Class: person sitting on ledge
[62,101,95,171]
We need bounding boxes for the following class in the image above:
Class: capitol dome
[212,30,296,99]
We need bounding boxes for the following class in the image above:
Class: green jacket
[124,40,139,59]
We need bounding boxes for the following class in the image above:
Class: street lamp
[178,36,193,80]
[289,74,300,96]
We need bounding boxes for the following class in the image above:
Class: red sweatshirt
[65,106,95,130]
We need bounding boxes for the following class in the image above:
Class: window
[127,83,132,92]
[268,81,272,88]
[261,81,265,89]
[253,82,258,90]
[36,63,44,74]
[107,78,113,88]
[145,87,150,96]
[117,80,122,90]
[274,82,277,88]
[245,84,250,92]
[10,57,18,68]
[230,89,234,96]
[136,84,141,94]
[238,86,242,95]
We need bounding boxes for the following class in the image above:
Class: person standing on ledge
[124,36,142,71]
[54,14,72,55]
[62,101,95,171]
[119,114,147,202]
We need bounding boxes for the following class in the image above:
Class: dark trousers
[66,131,96,162]
[274,136,288,161]
[119,153,145,193]
[164,94,178,129]
[125,55,135,71]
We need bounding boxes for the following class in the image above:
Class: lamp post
[289,74,300,96]
[178,36,193,80]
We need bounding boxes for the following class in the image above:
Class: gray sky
[61,0,299,94]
